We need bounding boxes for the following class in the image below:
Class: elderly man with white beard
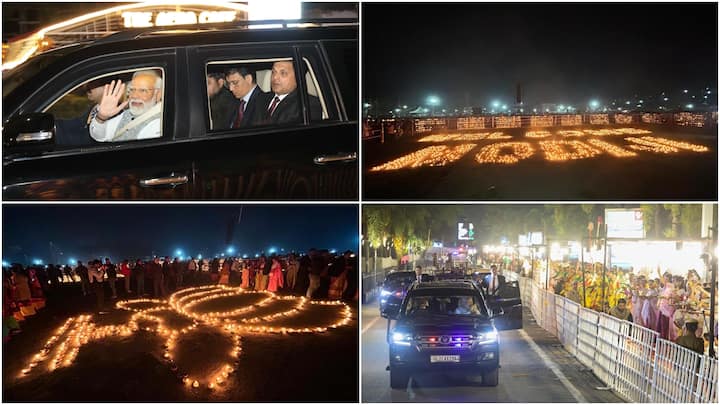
[89,70,163,142]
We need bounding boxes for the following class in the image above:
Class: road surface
[361,303,623,402]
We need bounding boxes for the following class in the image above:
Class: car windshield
[402,293,486,317]
[384,275,415,291]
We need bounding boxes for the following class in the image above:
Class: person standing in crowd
[162,256,174,293]
[241,260,251,289]
[210,258,220,284]
[328,253,349,300]
[230,258,241,286]
[63,265,75,283]
[267,255,284,292]
[306,249,322,299]
[641,278,660,331]
[173,257,184,290]
[342,251,358,301]
[120,259,132,295]
[11,265,31,305]
[219,259,231,285]
[675,321,705,354]
[186,257,198,286]
[630,276,647,328]
[76,260,90,296]
[104,258,117,299]
[610,298,633,322]
[148,257,164,298]
[656,272,677,340]
[296,253,311,296]
[133,259,145,297]
[285,254,299,292]
[88,260,106,313]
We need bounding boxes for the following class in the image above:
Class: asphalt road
[361,304,624,403]
[363,124,717,200]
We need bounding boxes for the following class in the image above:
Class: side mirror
[381,305,400,320]
[3,113,56,151]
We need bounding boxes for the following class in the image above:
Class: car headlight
[380,289,392,297]
[475,330,498,344]
[392,331,413,346]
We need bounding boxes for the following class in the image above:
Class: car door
[2,48,193,200]
[185,42,358,200]
[488,280,523,330]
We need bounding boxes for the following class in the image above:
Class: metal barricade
[614,322,659,402]
[529,281,544,327]
[543,289,558,336]
[554,295,566,343]
[577,306,599,369]
[650,338,710,403]
[593,313,627,389]
[695,355,718,403]
[561,298,580,357]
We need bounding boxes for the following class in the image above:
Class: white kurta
[89,105,162,142]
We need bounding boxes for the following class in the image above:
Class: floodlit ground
[3,284,358,402]
[363,125,717,200]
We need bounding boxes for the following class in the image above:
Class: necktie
[268,96,280,116]
[232,100,246,128]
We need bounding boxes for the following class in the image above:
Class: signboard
[605,209,644,239]
[457,117,486,130]
[414,118,447,133]
[122,11,237,28]
[458,222,475,241]
[519,232,543,246]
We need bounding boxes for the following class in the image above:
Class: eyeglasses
[127,87,156,96]
[226,80,243,87]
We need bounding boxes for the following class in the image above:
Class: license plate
[430,355,460,363]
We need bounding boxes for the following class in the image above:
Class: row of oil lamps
[19,285,354,392]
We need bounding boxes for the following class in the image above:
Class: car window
[205,55,333,131]
[321,40,357,120]
[44,67,166,148]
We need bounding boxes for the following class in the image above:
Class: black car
[3,19,358,200]
[378,271,436,316]
[381,280,522,389]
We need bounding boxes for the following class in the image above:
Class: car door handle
[139,174,189,188]
[313,152,357,165]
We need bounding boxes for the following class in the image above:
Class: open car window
[44,67,165,148]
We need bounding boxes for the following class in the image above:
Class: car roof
[3,22,357,116]
[410,280,477,291]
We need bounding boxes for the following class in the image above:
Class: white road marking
[362,314,382,334]
[518,329,588,403]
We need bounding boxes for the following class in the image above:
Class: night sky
[2,205,358,264]
[363,2,718,107]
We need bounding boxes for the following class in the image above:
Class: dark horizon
[363,2,718,108]
[2,205,358,265]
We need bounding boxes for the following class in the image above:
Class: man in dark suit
[259,60,322,125]
[225,66,270,128]
[207,72,238,130]
[481,265,506,296]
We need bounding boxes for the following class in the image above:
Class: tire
[390,367,410,389]
[482,368,499,386]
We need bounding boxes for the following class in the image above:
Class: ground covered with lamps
[363,124,717,200]
[2,285,358,402]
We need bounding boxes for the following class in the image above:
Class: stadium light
[2,260,9,267]
[426,95,441,106]
[226,246,235,255]
[589,100,600,109]
[491,100,500,108]
[683,89,689,93]
[32,258,43,265]
[686,104,694,109]
[175,249,183,257]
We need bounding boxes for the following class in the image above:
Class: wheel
[482,368,499,386]
[390,367,410,389]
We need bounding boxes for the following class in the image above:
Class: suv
[381,280,522,388]
[2,19,357,200]
[379,271,435,316]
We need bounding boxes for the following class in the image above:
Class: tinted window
[403,293,486,317]
[322,40,357,120]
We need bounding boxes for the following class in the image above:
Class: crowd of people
[549,262,715,355]
[3,248,357,342]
